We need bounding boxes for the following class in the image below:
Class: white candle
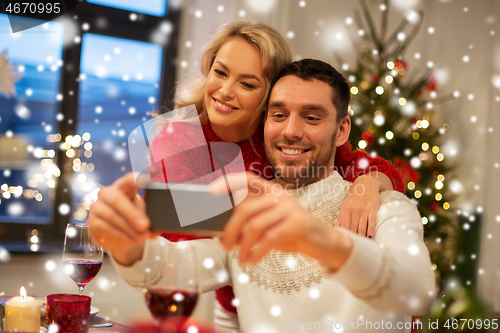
[5,287,40,332]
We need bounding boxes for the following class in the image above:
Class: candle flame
[20,286,27,298]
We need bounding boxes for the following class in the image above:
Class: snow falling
[0,1,498,328]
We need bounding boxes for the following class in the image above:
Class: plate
[90,306,99,317]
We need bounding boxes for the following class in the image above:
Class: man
[90,59,436,333]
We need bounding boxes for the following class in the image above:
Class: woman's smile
[212,97,239,113]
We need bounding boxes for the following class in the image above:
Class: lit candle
[5,286,40,332]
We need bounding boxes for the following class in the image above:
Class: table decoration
[45,294,90,333]
[5,286,40,332]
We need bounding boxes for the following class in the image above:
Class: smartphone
[145,183,234,236]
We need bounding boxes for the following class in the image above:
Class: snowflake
[0,246,11,262]
[408,244,419,256]
[238,272,249,284]
[203,257,214,269]
[45,260,57,272]
[270,305,281,317]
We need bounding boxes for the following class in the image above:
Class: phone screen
[146,183,234,235]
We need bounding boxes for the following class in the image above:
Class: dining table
[0,295,133,333]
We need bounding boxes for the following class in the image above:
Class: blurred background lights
[374,114,385,126]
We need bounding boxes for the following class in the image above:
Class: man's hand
[88,172,154,266]
[211,173,353,268]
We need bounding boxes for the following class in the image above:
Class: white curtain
[175,0,500,312]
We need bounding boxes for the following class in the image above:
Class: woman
[146,21,404,330]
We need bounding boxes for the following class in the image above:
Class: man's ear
[335,115,351,147]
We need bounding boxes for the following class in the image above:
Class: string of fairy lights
[347,59,455,224]
[0,131,100,226]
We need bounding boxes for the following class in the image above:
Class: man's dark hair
[268,59,350,121]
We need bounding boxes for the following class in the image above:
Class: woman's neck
[210,120,260,143]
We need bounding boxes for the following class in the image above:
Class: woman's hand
[88,172,153,266]
[337,173,390,238]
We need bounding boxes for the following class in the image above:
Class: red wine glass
[63,223,103,295]
[144,241,199,330]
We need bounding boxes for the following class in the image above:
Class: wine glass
[144,241,199,331]
[63,223,103,295]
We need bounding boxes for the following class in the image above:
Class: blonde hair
[170,21,292,138]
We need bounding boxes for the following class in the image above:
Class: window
[86,0,168,17]
[0,16,64,225]
[72,34,163,221]
[0,1,180,251]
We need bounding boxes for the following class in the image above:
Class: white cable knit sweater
[112,172,436,333]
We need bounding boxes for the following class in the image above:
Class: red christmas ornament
[394,60,407,69]
[425,74,438,93]
[361,129,375,146]
[430,202,440,212]
[394,157,421,185]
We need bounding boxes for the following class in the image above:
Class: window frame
[0,1,181,252]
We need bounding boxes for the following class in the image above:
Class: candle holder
[45,294,91,333]
[1,288,42,332]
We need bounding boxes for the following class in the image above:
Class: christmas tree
[423,213,495,332]
[335,0,459,285]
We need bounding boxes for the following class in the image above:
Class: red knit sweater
[150,121,404,314]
